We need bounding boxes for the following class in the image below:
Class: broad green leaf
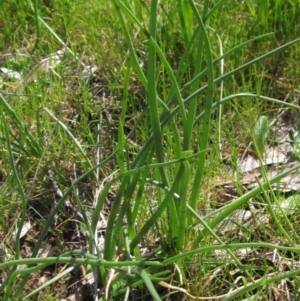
[292,122,300,161]
[253,115,269,156]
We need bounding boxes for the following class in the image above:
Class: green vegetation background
[0,0,300,300]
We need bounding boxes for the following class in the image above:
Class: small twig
[105,254,121,301]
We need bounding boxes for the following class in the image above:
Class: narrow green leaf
[134,268,161,301]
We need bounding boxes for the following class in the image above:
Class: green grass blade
[30,0,40,56]
[42,107,98,181]
[0,93,41,156]
[164,242,300,265]
[195,162,300,245]
[178,0,193,43]
[112,0,148,89]
[129,172,181,250]
[203,0,226,21]
[0,112,28,298]
[22,265,75,300]
[148,0,166,171]
[134,267,161,301]
[188,1,215,213]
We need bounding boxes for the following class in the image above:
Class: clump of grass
[1,0,300,300]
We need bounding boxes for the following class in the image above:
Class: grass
[1,0,300,300]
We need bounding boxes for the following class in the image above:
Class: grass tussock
[1,0,300,300]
